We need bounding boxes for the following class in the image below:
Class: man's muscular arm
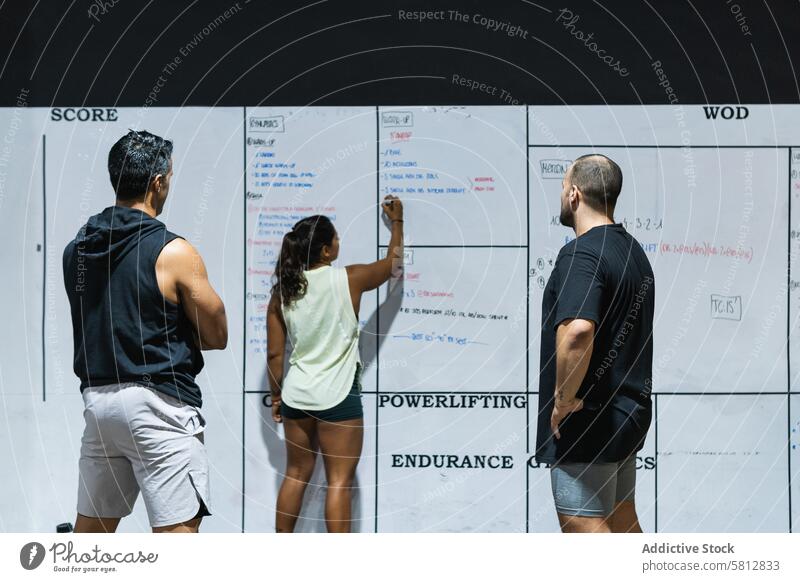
[156,238,228,350]
[550,318,594,438]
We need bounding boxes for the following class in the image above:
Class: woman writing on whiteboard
[266,194,404,532]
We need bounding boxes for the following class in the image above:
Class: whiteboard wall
[0,104,798,532]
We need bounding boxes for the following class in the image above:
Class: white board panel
[378,106,527,246]
[654,148,787,392]
[375,392,526,532]
[790,148,800,389]
[657,394,789,532]
[243,107,378,392]
[0,108,46,396]
[0,104,796,533]
[529,146,787,393]
[0,394,83,532]
[377,247,527,391]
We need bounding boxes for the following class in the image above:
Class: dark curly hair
[108,129,173,200]
[271,215,336,307]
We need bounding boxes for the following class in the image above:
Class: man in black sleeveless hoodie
[63,130,227,533]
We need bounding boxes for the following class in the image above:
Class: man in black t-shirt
[535,154,654,533]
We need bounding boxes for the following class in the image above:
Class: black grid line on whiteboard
[529,144,796,149]
[41,134,46,403]
[241,105,247,533]
[788,147,793,533]
[654,393,659,532]
[374,105,380,533]
[525,104,531,532]
[232,113,797,533]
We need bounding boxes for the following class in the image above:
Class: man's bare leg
[608,500,642,533]
[557,513,611,533]
[74,514,121,533]
[152,517,202,533]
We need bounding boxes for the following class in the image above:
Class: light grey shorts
[77,382,211,528]
[550,455,636,517]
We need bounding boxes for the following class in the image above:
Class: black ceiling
[1,0,798,106]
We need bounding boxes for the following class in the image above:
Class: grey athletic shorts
[77,382,211,528]
[550,455,636,517]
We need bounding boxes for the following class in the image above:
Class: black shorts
[280,367,363,422]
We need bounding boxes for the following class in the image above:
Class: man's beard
[559,201,574,228]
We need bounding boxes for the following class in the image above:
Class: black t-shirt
[535,223,654,464]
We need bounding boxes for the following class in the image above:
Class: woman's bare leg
[276,416,318,532]
[317,417,363,532]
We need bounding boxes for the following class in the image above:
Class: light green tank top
[280,265,362,410]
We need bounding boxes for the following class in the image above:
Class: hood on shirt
[70,205,166,265]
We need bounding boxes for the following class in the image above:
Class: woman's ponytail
[271,214,336,307]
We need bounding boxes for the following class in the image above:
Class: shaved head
[567,154,623,214]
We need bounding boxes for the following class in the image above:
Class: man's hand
[551,397,584,439]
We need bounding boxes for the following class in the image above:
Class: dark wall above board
[1,0,798,106]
